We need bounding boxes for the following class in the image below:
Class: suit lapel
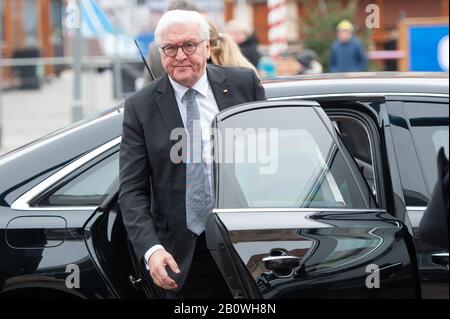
[156,75,185,132]
[206,65,236,111]
[155,66,235,133]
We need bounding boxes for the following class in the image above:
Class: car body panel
[0,207,113,298]
[207,209,418,299]
[206,100,420,298]
[262,75,448,298]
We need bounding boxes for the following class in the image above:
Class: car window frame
[385,95,449,234]
[402,99,449,195]
[268,95,404,217]
[11,137,122,211]
[386,95,449,210]
[325,105,387,210]
[32,149,120,208]
[213,102,377,210]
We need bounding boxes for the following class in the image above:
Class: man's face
[159,24,210,88]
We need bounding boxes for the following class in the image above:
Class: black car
[0,73,448,299]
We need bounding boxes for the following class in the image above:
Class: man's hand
[148,249,180,290]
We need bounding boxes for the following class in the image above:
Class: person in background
[329,20,368,73]
[143,0,200,84]
[419,147,449,249]
[295,49,323,75]
[224,20,261,68]
[207,19,259,76]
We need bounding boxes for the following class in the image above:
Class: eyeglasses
[160,40,207,57]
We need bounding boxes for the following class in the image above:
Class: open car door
[206,101,420,299]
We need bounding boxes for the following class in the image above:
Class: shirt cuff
[143,245,165,270]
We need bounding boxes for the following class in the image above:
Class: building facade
[224,0,449,70]
[1,0,65,84]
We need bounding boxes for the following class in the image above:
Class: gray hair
[155,10,210,46]
[167,0,200,11]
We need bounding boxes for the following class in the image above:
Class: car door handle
[262,255,301,277]
[129,275,144,289]
[431,252,449,269]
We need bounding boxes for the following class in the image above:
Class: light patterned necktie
[184,88,213,235]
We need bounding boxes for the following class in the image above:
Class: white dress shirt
[144,71,220,268]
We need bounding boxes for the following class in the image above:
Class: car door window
[217,107,374,209]
[35,151,119,207]
[389,101,430,206]
[404,102,449,194]
[331,117,377,201]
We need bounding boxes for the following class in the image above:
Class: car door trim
[213,208,386,213]
[268,93,449,101]
[406,206,427,211]
[11,137,122,211]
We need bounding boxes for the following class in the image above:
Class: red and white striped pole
[268,0,288,58]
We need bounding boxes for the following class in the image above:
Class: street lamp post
[72,0,84,122]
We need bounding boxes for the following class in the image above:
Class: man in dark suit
[119,10,265,299]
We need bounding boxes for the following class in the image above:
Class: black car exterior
[0,73,447,299]
[263,73,449,299]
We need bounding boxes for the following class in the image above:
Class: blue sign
[409,24,449,71]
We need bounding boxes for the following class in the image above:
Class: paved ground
[0,70,121,156]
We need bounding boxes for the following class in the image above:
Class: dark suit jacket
[119,64,266,290]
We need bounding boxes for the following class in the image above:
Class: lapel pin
[223,89,229,94]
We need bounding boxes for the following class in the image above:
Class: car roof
[263,72,449,99]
